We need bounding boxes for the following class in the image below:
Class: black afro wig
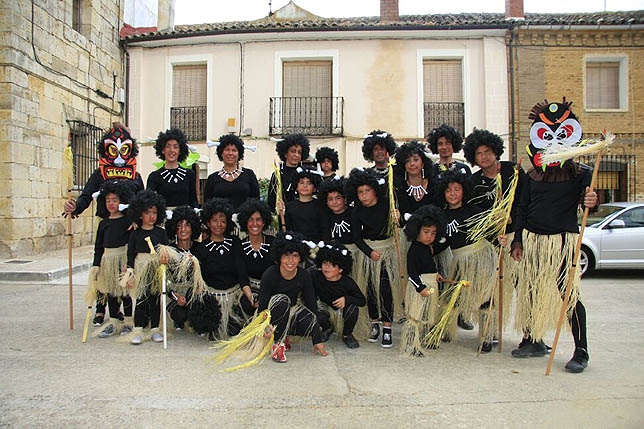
[318,176,347,203]
[361,130,397,162]
[216,134,245,161]
[315,146,339,171]
[436,170,473,208]
[294,167,322,190]
[463,128,505,166]
[154,128,189,162]
[426,124,463,154]
[236,199,273,233]
[315,242,353,276]
[404,204,447,242]
[188,293,222,335]
[345,168,385,204]
[100,179,134,204]
[128,190,167,226]
[201,198,234,234]
[276,134,310,163]
[270,231,311,263]
[98,124,139,158]
[393,140,434,180]
[166,205,202,240]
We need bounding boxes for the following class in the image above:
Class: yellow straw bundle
[424,280,471,349]
[539,132,614,166]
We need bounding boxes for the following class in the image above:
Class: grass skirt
[514,231,580,341]
[206,285,243,340]
[130,253,161,299]
[92,246,128,297]
[400,273,438,356]
[448,240,497,321]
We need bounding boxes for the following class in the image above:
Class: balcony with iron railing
[423,102,465,137]
[170,106,207,141]
[66,120,103,191]
[270,97,343,136]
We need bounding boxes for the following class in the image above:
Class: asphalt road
[0,269,642,428]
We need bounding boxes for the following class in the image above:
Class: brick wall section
[379,0,399,22]
[0,0,124,258]
[511,28,644,202]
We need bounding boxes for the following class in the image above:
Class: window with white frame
[585,57,627,110]
[423,59,464,136]
[171,64,207,140]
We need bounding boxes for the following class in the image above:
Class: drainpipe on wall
[506,0,524,162]
[238,42,245,135]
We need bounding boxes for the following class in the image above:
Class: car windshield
[584,205,624,227]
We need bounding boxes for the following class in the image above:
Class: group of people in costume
[65,97,599,374]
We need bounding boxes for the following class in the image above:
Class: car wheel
[579,246,595,276]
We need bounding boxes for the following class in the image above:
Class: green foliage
[259,177,270,202]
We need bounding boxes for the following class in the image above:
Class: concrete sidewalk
[0,256,643,427]
[0,245,94,282]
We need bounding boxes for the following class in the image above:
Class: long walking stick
[63,146,75,330]
[545,149,602,375]
[272,161,287,231]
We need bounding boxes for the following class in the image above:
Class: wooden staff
[145,237,167,349]
[272,161,287,231]
[62,145,75,330]
[545,149,602,376]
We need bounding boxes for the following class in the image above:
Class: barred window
[67,120,102,191]
[423,59,464,136]
[171,64,207,141]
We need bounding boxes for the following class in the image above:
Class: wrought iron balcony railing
[66,120,102,190]
[423,102,465,137]
[270,97,343,136]
[170,106,207,141]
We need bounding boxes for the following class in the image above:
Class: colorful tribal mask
[98,126,138,180]
[527,99,582,171]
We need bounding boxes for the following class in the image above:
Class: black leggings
[134,293,160,328]
[269,294,321,344]
[367,266,393,323]
[96,293,131,318]
[318,303,360,336]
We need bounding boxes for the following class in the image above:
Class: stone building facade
[0,0,125,258]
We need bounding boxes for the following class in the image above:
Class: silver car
[580,202,644,275]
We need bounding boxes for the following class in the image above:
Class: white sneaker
[151,331,164,343]
[120,325,133,336]
[130,327,143,345]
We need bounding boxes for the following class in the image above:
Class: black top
[395,180,439,224]
[311,270,366,309]
[284,199,324,242]
[203,168,259,209]
[406,240,439,293]
[146,166,197,208]
[513,162,593,243]
[351,196,391,257]
[432,161,472,179]
[267,165,299,212]
[74,169,144,219]
[92,216,131,266]
[191,236,250,290]
[241,235,275,281]
[126,226,169,268]
[443,204,482,250]
[321,207,354,245]
[468,161,526,233]
[258,265,318,315]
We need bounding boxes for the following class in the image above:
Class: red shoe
[271,342,287,363]
[284,336,291,351]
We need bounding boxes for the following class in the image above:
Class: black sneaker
[342,334,360,349]
[116,312,125,322]
[92,314,104,326]
[480,342,493,353]
[368,323,380,343]
[565,348,589,373]
[320,326,333,343]
[457,315,474,330]
[511,339,547,358]
[381,329,393,348]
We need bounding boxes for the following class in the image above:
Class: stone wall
[511,28,644,201]
[0,0,125,258]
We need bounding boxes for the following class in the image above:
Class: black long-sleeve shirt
[468,161,526,233]
[311,270,366,309]
[73,169,144,218]
[406,240,440,293]
[513,162,593,244]
[146,166,197,208]
[352,197,391,257]
[395,180,439,224]
[203,168,259,209]
[241,235,275,281]
[191,236,250,290]
[257,265,318,316]
[321,207,354,245]
[126,226,169,268]
[432,160,472,179]
[92,216,131,266]
[443,204,482,250]
[284,198,324,242]
[267,165,299,212]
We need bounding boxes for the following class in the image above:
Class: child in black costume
[267,134,311,213]
[315,146,341,182]
[312,243,366,349]
[283,168,324,243]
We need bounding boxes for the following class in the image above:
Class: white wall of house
[127,32,509,183]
